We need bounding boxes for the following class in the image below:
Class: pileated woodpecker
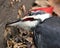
[6,13,51,31]
[6,11,60,48]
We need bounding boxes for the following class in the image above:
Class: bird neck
[31,20,41,32]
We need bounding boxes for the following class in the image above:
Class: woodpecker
[6,9,60,48]
[7,13,51,31]
[7,15,60,48]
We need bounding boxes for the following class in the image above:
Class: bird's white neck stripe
[35,13,51,21]
[22,13,51,21]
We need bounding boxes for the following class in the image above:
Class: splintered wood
[4,26,35,48]
[17,4,26,18]
[10,0,22,7]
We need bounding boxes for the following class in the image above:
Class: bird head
[6,13,51,31]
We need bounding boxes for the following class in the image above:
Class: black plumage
[33,16,60,48]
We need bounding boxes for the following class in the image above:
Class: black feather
[33,16,60,48]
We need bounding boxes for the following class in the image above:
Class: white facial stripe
[22,13,51,21]
[34,13,51,21]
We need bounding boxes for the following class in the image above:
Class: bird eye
[22,18,34,21]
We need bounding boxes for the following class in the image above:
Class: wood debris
[4,26,35,48]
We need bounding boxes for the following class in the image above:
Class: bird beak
[6,19,21,27]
